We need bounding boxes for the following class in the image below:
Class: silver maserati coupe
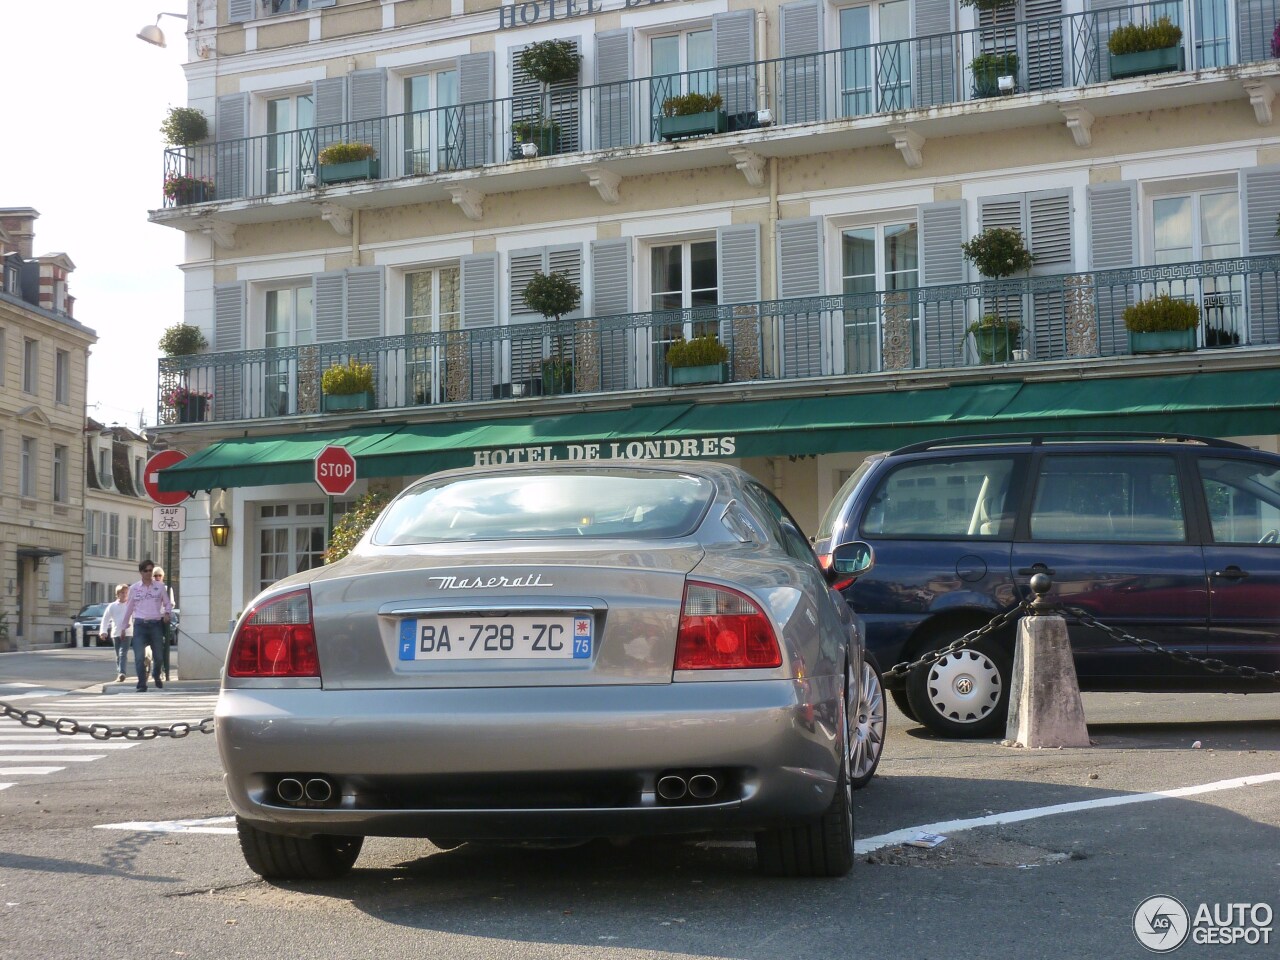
[216,461,885,880]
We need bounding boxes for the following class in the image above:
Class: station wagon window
[861,457,1015,538]
[1030,456,1185,543]
[1198,458,1280,545]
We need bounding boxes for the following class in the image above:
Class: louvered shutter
[718,224,761,304]
[227,0,254,23]
[591,238,633,390]
[1028,190,1073,359]
[712,11,756,119]
[914,0,956,109]
[1238,0,1275,63]
[348,69,388,173]
[1087,180,1137,355]
[313,272,346,343]
[1022,0,1064,91]
[1242,165,1280,344]
[345,267,384,405]
[594,29,634,149]
[215,93,248,201]
[776,217,825,377]
[313,76,349,159]
[919,201,967,367]
[460,253,499,400]
[509,249,545,320]
[457,52,495,168]
[213,283,244,421]
[780,1,824,125]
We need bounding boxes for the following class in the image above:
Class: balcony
[156,0,1280,216]
[156,254,1280,426]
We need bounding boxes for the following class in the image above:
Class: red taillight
[228,588,320,678]
[674,582,782,670]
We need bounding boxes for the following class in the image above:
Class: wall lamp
[210,513,231,548]
[137,11,187,48]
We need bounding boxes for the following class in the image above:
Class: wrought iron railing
[160,0,1278,207]
[156,254,1280,425]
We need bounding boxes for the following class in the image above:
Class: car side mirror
[832,541,875,577]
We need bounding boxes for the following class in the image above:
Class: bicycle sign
[152,506,187,533]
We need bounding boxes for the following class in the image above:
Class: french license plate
[398,615,593,661]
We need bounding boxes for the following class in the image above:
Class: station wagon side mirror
[831,541,875,577]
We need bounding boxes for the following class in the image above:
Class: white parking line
[0,743,136,750]
[0,767,63,775]
[96,816,236,835]
[855,770,1280,855]
[0,755,104,762]
[0,783,13,791]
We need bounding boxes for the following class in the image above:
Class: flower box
[1109,45,1184,80]
[317,158,380,185]
[658,111,728,141]
[1128,329,1196,354]
[323,390,374,412]
[176,395,208,423]
[973,327,1019,364]
[667,362,728,386]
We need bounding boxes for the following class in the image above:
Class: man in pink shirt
[121,559,174,692]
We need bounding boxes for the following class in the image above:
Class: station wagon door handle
[1017,564,1055,576]
[1211,566,1250,580]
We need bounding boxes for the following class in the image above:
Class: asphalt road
[1,648,1277,960]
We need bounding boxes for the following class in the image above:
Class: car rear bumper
[216,677,842,840]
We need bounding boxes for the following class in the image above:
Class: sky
[1,2,189,432]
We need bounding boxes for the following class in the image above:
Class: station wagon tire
[906,625,1011,739]
[849,653,886,790]
[888,687,918,722]
[236,818,363,881]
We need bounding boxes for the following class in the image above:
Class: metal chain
[0,701,215,740]
[882,597,1033,681]
[1065,605,1280,683]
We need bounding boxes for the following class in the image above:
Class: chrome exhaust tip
[277,778,304,803]
[304,778,333,803]
[687,773,719,799]
[656,775,688,800]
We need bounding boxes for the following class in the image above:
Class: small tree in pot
[523,270,582,395]
[159,323,208,356]
[160,106,209,147]
[961,227,1033,363]
[515,41,580,156]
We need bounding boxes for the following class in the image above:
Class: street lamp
[137,11,187,48]
[210,513,231,547]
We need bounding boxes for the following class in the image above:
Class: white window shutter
[345,268,384,341]
[1087,181,1138,356]
[718,224,761,305]
[227,0,255,24]
[776,217,825,377]
[1242,165,1280,343]
[509,248,547,319]
[913,0,956,108]
[919,200,967,367]
[594,29,634,149]
[313,77,349,158]
[712,11,757,118]
[779,1,824,125]
[348,69,388,166]
[215,93,249,201]
[213,283,245,420]
[457,52,495,167]
[313,272,346,343]
[461,253,499,400]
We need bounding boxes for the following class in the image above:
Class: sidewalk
[99,678,220,693]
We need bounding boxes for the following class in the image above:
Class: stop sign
[143,450,190,506]
[315,444,357,496]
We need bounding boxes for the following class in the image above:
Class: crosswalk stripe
[97,816,236,835]
[0,755,104,762]
[0,767,63,775]
[0,743,136,750]
[0,783,13,791]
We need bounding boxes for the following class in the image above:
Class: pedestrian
[99,584,132,683]
[151,566,176,681]
[121,559,173,692]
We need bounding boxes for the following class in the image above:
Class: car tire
[888,687,918,722]
[755,664,856,878]
[236,818,362,881]
[848,653,886,790]
[905,623,1011,739]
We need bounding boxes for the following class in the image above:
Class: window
[841,221,918,373]
[839,1,912,116]
[405,70,460,174]
[20,437,35,497]
[128,516,138,561]
[1030,455,1185,542]
[55,349,70,404]
[1151,188,1243,345]
[404,265,460,405]
[862,457,1016,538]
[1199,458,1280,545]
[650,27,714,130]
[86,510,99,557]
[257,501,349,590]
[53,445,68,503]
[99,448,113,489]
[135,456,145,493]
[23,338,37,394]
[1192,0,1231,68]
[48,555,64,603]
[0,327,6,385]
[263,284,315,416]
[108,514,120,558]
[266,91,315,193]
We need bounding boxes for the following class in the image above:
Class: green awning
[157,370,1280,493]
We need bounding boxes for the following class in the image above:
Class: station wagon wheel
[848,653,886,789]
[906,625,1011,739]
[236,818,363,881]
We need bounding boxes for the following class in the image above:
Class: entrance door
[1010,452,1208,683]
[404,70,459,175]
[839,1,912,116]
[264,285,315,417]
[266,92,316,194]
[650,29,714,139]
[1152,189,1244,346]
[649,240,718,385]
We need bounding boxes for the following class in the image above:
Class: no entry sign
[315,444,357,496]
[143,450,190,506]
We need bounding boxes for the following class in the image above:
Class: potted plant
[163,385,213,423]
[163,173,215,205]
[970,51,1019,98]
[967,315,1022,363]
[321,358,376,411]
[658,92,727,140]
[1123,293,1200,353]
[1107,17,1184,79]
[958,0,1016,9]
[317,142,379,184]
[159,323,208,356]
[666,333,730,385]
[962,226,1035,279]
[513,40,580,159]
[522,270,582,395]
[511,117,562,158]
[160,106,209,147]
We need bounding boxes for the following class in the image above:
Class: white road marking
[0,784,13,791]
[96,816,236,835]
[0,743,136,750]
[0,755,104,762]
[855,770,1280,855]
[0,767,63,775]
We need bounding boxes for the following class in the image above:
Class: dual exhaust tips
[276,777,334,804]
[657,772,720,802]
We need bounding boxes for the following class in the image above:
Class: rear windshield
[372,470,715,544]
[815,458,877,541]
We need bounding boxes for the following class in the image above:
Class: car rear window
[372,470,714,544]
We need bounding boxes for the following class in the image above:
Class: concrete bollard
[1005,575,1090,749]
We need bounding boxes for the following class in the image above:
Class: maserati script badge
[428,573,553,590]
